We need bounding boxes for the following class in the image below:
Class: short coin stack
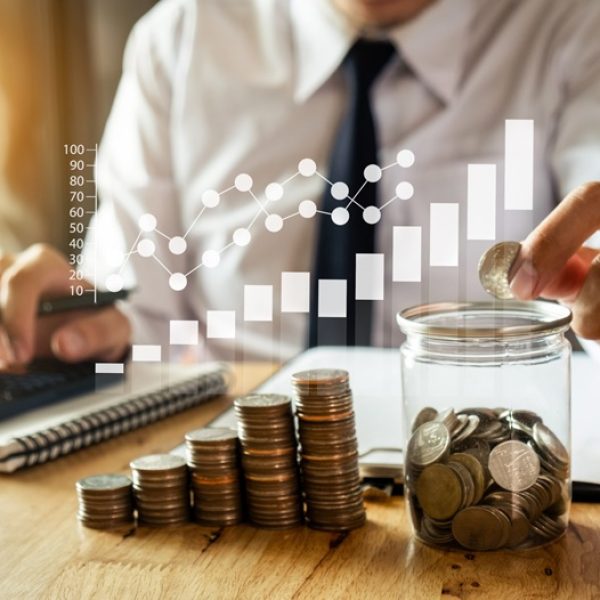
[130,454,189,526]
[76,474,133,529]
[186,428,244,526]
[293,369,366,532]
[235,394,303,529]
[405,407,569,550]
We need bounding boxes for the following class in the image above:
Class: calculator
[0,360,116,421]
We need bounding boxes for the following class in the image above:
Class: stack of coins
[405,406,569,550]
[130,454,189,526]
[235,394,303,529]
[185,428,244,526]
[293,369,366,532]
[76,474,133,529]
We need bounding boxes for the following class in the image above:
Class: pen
[37,289,131,316]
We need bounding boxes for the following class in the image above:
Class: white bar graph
[95,363,124,374]
[318,279,346,318]
[207,310,236,339]
[393,226,422,282]
[355,254,384,300]
[505,119,534,210]
[169,320,199,345]
[430,203,459,266]
[244,285,273,321]
[467,164,496,240]
[281,272,310,313]
[132,344,162,362]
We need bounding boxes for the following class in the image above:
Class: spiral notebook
[0,362,230,473]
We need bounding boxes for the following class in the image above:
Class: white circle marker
[396,181,414,200]
[299,199,317,219]
[138,213,157,232]
[265,182,284,201]
[234,173,253,192]
[298,158,317,177]
[137,239,155,258]
[202,189,220,208]
[202,249,220,268]
[233,227,251,246]
[169,273,188,291]
[169,236,187,255]
[331,207,350,226]
[363,206,381,225]
[331,181,349,200]
[364,164,382,183]
[396,149,415,168]
[265,214,283,232]
[105,273,124,293]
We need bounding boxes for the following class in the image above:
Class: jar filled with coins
[397,301,572,551]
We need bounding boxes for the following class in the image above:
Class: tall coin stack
[185,428,244,526]
[292,369,366,531]
[130,454,189,526]
[235,394,303,529]
[76,474,134,529]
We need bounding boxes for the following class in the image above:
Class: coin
[415,464,463,521]
[407,422,450,468]
[449,453,486,504]
[478,241,521,299]
[532,422,569,466]
[76,473,133,529]
[130,454,187,473]
[452,506,511,551]
[489,440,540,492]
[411,407,438,433]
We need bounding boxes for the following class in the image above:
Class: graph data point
[331,207,350,226]
[138,213,157,232]
[233,228,251,246]
[169,273,187,291]
[396,181,414,200]
[169,236,187,255]
[363,206,381,225]
[396,149,415,168]
[137,239,155,258]
[299,199,317,218]
[202,190,220,208]
[331,181,349,200]
[364,164,382,183]
[202,249,220,268]
[298,158,317,177]
[105,273,124,293]
[234,173,253,192]
[265,182,284,201]
[265,214,283,233]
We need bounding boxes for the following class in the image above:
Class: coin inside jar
[478,241,521,299]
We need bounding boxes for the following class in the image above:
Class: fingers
[0,244,74,363]
[510,182,600,300]
[571,253,600,340]
[50,307,131,363]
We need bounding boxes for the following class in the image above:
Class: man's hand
[510,182,600,339]
[0,244,131,365]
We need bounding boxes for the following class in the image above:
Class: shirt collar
[291,0,476,105]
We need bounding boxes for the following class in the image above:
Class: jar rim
[396,301,572,339]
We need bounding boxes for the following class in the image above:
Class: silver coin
[185,428,238,443]
[478,241,521,299]
[234,394,292,409]
[76,474,131,491]
[130,454,187,471]
[407,422,450,467]
[488,440,540,492]
[532,422,569,466]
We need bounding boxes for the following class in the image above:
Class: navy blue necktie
[309,39,395,347]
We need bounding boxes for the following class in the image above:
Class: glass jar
[397,301,572,551]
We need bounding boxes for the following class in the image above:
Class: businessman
[0,0,599,365]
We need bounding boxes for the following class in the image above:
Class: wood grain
[1,362,599,600]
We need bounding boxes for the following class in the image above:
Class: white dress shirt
[89,0,600,361]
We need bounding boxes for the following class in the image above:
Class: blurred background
[0,0,156,253]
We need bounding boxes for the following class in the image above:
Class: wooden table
[2,363,599,600]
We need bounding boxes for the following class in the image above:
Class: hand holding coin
[480,182,600,340]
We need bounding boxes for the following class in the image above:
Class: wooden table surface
[1,362,599,600]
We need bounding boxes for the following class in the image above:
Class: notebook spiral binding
[5,369,227,472]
